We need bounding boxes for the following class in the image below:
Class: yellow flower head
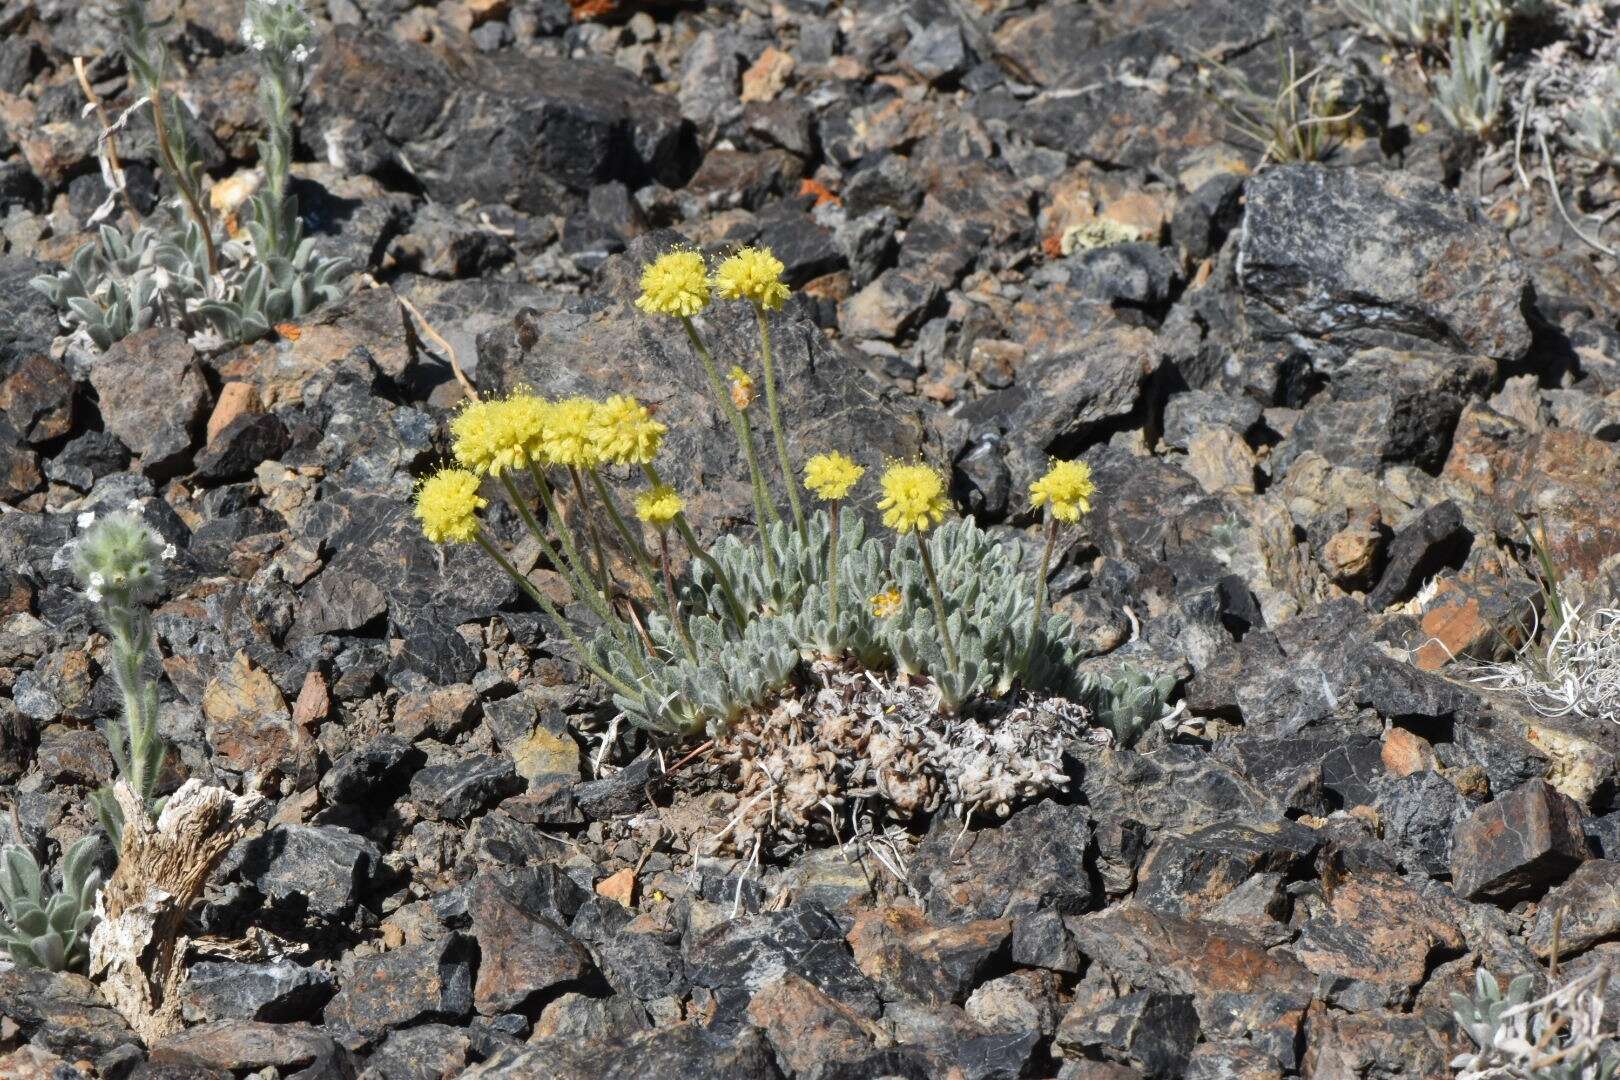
[728,365,756,410]
[635,250,710,318]
[713,247,790,311]
[635,485,685,528]
[414,468,486,545]
[450,394,551,477]
[540,397,603,468]
[870,588,903,618]
[803,452,865,502]
[1029,459,1096,523]
[877,461,951,534]
[590,394,667,465]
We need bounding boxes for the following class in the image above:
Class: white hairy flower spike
[77,511,95,529]
[161,544,177,561]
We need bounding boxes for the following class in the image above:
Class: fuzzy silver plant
[1433,10,1507,137]
[1565,68,1620,168]
[31,0,346,350]
[0,837,102,972]
[1451,967,1620,1080]
[1340,0,1454,47]
[591,512,1104,737]
[68,510,174,848]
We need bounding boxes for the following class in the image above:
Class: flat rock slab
[1239,164,1531,366]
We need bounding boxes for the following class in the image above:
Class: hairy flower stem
[96,596,165,845]
[1027,517,1059,665]
[475,534,640,700]
[753,304,805,540]
[569,466,614,598]
[588,466,657,586]
[917,537,961,677]
[679,317,780,563]
[643,463,749,630]
[658,531,698,660]
[826,501,843,642]
[526,461,598,606]
[497,473,630,652]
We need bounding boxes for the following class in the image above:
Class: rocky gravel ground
[4,0,1620,1077]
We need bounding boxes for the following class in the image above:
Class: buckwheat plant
[1451,966,1619,1080]
[69,510,175,848]
[32,0,346,349]
[411,244,1176,842]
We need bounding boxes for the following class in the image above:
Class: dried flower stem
[753,304,806,539]
[569,465,614,598]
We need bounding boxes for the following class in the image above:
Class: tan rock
[207,382,262,445]
[595,868,636,908]
[1381,727,1438,777]
[740,47,795,103]
[1184,427,1257,496]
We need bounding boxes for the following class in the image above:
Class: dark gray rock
[0,968,137,1062]
[1161,389,1262,452]
[1526,859,1620,959]
[292,569,390,641]
[43,429,130,490]
[570,896,687,1002]
[89,328,211,479]
[1239,164,1532,366]
[1173,173,1245,262]
[0,256,60,375]
[685,903,880,1029]
[148,1020,350,1076]
[836,207,900,290]
[1365,501,1471,611]
[900,22,971,84]
[910,800,1093,924]
[461,1023,781,1080]
[0,353,73,444]
[1451,779,1588,904]
[1063,242,1174,317]
[362,1023,474,1080]
[1057,991,1200,1079]
[325,935,475,1038]
[1374,769,1477,877]
[1134,821,1319,918]
[179,961,335,1024]
[467,871,595,1014]
[232,823,382,923]
[410,755,524,822]
[308,28,694,214]
[318,734,423,805]
[192,411,291,483]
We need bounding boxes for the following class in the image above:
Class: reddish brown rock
[149,1020,348,1073]
[1443,404,1620,578]
[1381,727,1439,777]
[846,905,1011,1006]
[89,328,211,479]
[745,974,889,1076]
[1291,872,1464,1008]
[1450,779,1588,903]
[0,354,72,443]
[1301,1003,1451,1078]
[201,651,312,787]
[468,874,594,1015]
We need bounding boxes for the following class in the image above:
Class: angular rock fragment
[1450,779,1588,903]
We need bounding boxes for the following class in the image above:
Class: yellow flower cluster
[877,462,951,534]
[870,588,903,618]
[450,394,548,477]
[635,247,792,316]
[713,247,791,311]
[634,250,709,318]
[590,395,667,465]
[415,468,486,545]
[449,392,667,476]
[803,452,865,502]
[1029,459,1096,523]
[636,485,685,527]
